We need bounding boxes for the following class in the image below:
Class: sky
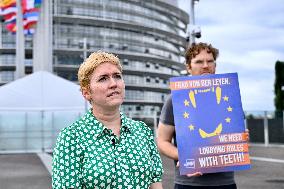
[177,0,284,111]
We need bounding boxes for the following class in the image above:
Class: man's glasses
[192,60,216,66]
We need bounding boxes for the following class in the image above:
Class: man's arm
[156,122,178,161]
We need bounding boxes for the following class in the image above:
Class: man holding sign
[157,42,250,189]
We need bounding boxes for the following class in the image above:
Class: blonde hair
[78,51,122,90]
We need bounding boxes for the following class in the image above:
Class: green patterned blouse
[52,110,163,189]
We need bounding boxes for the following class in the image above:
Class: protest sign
[170,73,251,175]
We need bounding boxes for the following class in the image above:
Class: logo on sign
[184,159,195,168]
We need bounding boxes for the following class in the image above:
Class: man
[157,42,237,189]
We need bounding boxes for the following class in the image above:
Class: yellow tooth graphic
[199,123,223,138]
[216,86,221,104]
[199,129,209,138]
[214,123,222,135]
[189,90,196,108]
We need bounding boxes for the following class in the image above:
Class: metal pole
[82,37,89,113]
[282,86,284,132]
[153,111,157,140]
[41,111,44,152]
[189,0,196,45]
[25,112,28,152]
[83,37,87,60]
[51,112,55,149]
[0,114,2,150]
[264,111,269,147]
[0,21,2,48]
[283,110,284,132]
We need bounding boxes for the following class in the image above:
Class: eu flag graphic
[170,73,251,175]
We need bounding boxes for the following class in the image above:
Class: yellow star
[225,117,231,123]
[223,96,229,101]
[183,112,189,119]
[184,100,190,106]
[227,106,233,112]
[188,124,195,131]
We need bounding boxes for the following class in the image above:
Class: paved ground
[0,145,284,189]
[162,145,284,189]
[0,154,51,189]
[235,145,284,189]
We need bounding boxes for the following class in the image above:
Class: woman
[52,51,163,189]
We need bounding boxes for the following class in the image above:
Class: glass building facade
[0,0,189,116]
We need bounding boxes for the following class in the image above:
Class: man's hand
[176,161,203,177]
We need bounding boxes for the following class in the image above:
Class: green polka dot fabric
[52,110,163,189]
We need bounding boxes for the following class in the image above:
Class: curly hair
[78,51,122,90]
[185,42,219,65]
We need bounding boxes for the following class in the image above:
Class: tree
[274,61,284,114]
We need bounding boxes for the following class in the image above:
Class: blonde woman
[52,51,163,189]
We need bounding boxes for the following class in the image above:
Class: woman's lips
[107,91,120,97]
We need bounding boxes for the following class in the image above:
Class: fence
[0,110,83,153]
[245,111,284,146]
[0,110,283,153]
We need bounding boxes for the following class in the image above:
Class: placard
[170,73,251,175]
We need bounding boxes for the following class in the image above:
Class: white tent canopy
[0,71,87,111]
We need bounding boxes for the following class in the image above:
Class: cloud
[216,49,282,110]
[178,0,284,111]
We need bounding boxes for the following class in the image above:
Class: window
[67,7,73,15]
[0,71,14,82]
[122,44,128,50]
[146,77,151,83]
[146,62,150,68]
[155,77,159,83]
[123,59,129,66]
[155,64,159,69]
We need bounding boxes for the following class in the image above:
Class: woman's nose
[109,77,118,87]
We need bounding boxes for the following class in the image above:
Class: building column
[33,0,53,72]
[15,0,25,79]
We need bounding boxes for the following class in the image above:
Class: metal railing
[245,111,284,146]
[0,110,283,153]
[0,110,83,153]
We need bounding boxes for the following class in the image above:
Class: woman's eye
[98,77,107,82]
[114,74,122,80]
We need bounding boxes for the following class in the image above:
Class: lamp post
[188,0,200,46]
[183,0,200,75]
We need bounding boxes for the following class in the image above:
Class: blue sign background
[171,73,251,174]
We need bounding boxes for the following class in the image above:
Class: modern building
[0,0,189,117]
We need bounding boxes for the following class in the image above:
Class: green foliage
[274,60,284,111]
[246,114,255,119]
